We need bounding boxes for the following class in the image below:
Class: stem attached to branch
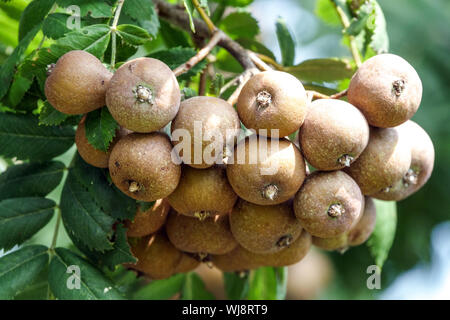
[110,0,125,68]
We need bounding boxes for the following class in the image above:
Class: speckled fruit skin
[108,132,181,202]
[167,165,237,218]
[126,199,171,238]
[348,53,422,128]
[226,136,306,205]
[229,199,302,254]
[237,71,308,137]
[171,96,240,169]
[45,50,112,114]
[312,233,348,251]
[294,171,364,239]
[106,57,180,133]
[75,115,130,168]
[211,230,312,272]
[299,99,369,171]
[174,253,200,273]
[348,197,377,246]
[344,127,411,195]
[166,211,238,255]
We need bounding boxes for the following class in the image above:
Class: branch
[306,89,348,101]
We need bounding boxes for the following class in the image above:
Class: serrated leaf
[345,1,373,36]
[43,13,85,40]
[284,58,354,82]
[0,112,75,161]
[181,272,215,300]
[0,245,49,300]
[367,200,397,269]
[39,101,70,126]
[181,87,197,100]
[48,247,124,300]
[7,73,33,107]
[368,0,389,54]
[276,17,296,67]
[149,47,207,81]
[56,0,112,18]
[0,198,55,250]
[183,0,196,33]
[122,0,160,37]
[0,161,65,201]
[219,12,259,40]
[18,0,55,41]
[133,273,186,300]
[117,24,151,46]
[210,73,224,96]
[224,271,249,300]
[85,108,118,152]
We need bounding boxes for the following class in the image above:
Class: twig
[333,4,362,68]
[247,51,272,72]
[226,68,259,106]
[192,0,217,33]
[110,0,125,68]
[306,89,348,100]
[330,89,348,99]
[255,53,284,70]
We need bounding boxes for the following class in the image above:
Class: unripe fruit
[126,199,171,238]
[347,197,377,246]
[226,136,306,205]
[237,71,308,137]
[109,132,181,201]
[344,127,411,195]
[166,211,238,255]
[75,115,130,168]
[294,171,364,238]
[106,57,180,133]
[229,199,302,254]
[45,50,112,114]
[211,231,312,272]
[167,166,237,218]
[299,99,369,170]
[372,121,434,201]
[348,53,422,128]
[171,96,240,168]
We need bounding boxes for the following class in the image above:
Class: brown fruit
[226,136,306,205]
[348,53,422,128]
[166,211,238,255]
[294,171,364,238]
[347,196,377,246]
[109,132,181,201]
[344,127,411,195]
[126,199,171,238]
[237,71,308,137]
[171,96,240,168]
[173,253,201,273]
[229,199,302,254]
[312,233,348,251]
[45,50,112,114]
[211,230,312,272]
[75,115,130,168]
[106,57,180,132]
[299,99,369,170]
[167,165,237,218]
[372,121,434,201]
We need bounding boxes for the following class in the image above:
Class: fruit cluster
[45,50,434,279]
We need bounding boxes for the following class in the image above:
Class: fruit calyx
[327,203,345,218]
[134,85,154,104]
[128,181,141,193]
[256,90,272,109]
[194,211,211,221]
[46,63,56,76]
[337,154,354,167]
[403,168,418,187]
[261,184,279,201]
[392,79,406,97]
[276,234,293,248]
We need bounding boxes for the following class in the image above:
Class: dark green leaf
[18,0,55,41]
[136,200,155,213]
[0,198,55,250]
[284,58,354,82]
[0,161,65,201]
[43,13,86,40]
[0,113,75,161]
[85,108,118,152]
[39,101,70,126]
[133,273,186,300]
[56,0,112,18]
[181,272,215,300]
[122,0,160,37]
[0,245,49,300]
[117,24,151,46]
[48,247,124,300]
[224,272,249,300]
[219,12,259,40]
[367,200,397,269]
[276,17,296,67]
[7,74,33,107]
[159,20,190,48]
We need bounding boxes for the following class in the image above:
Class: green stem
[110,0,126,68]
[192,0,217,33]
[334,4,362,67]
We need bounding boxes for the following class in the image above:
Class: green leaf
[345,2,373,36]
[56,0,112,18]
[210,73,224,96]
[149,47,207,81]
[39,101,70,126]
[183,0,196,33]
[0,113,75,161]
[219,12,259,40]
[48,247,124,300]
[213,0,253,7]
[43,13,83,40]
[122,0,160,37]
[223,272,249,300]
[117,24,151,46]
[18,0,55,41]
[133,273,186,300]
[0,245,49,300]
[181,87,197,100]
[284,58,354,83]
[368,0,389,54]
[236,38,276,61]
[315,0,341,26]
[367,200,397,269]
[85,108,118,152]
[7,73,33,107]
[276,17,296,67]
[247,267,286,300]
[181,272,215,300]
[0,198,55,250]
[274,267,288,300]
[0,161,65,201]
[159,20,190,48]
[303,84,338,96]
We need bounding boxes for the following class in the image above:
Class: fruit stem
[227,68,259,106]
[327,203,345,218]
[110,0,125,69]
[262,184,279,201]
